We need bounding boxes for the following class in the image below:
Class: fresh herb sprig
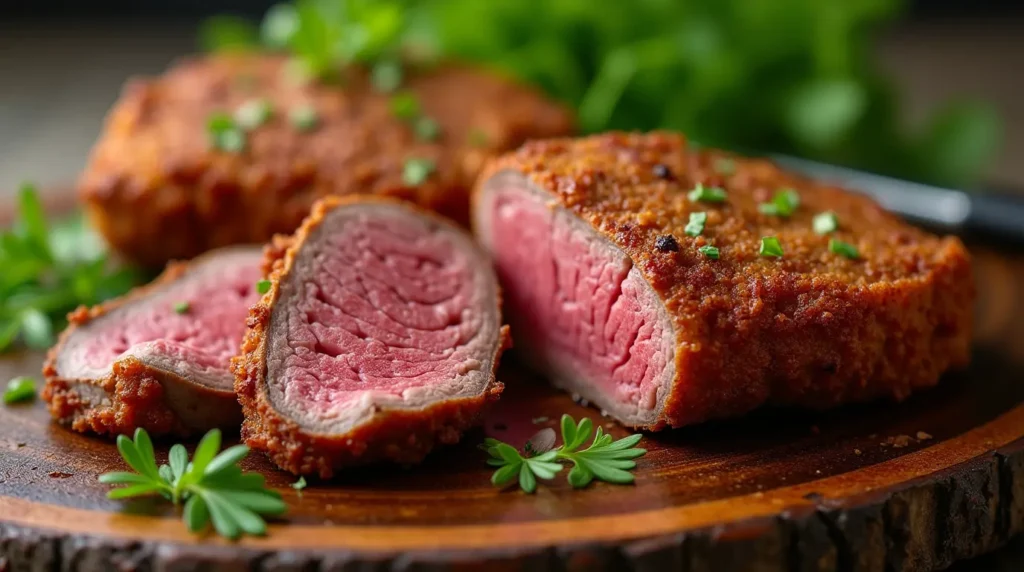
[484,414,646,493]
[0,184,143,353]
[99,429,286,540]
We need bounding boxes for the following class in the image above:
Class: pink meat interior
[68,249,262,381]
[265,205,498,430]
[478,176,675,425]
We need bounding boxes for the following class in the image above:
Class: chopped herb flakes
[403,158,436,185]
[256,280,272,294]
[292,476,307,491]
[652,163,673,180]
[467,129,489,147]
[390,92,420,121]
[289,105,319,132]
[207,113,246,152]
[698,245,720,259]
[758,189,800,217]
[4,376,36,404]
[684,212,707,237]
[234,99,272,130]
[813,211,839,235]
[828,239,859,259]
[713,158,735,175]
[759,236,784,258]
[371,60,403,93]
[687,183,727,203]
[414,116,440,141]
[654,235,679,252]
[173,301,190,315]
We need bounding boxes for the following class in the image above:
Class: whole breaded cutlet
[79,53,574,266]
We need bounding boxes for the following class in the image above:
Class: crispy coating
[42,261,243,438]
[477,132,974,429]
[233,196,511,477]
[80,53,575,267]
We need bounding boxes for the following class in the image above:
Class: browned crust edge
[41,256,244,439]
[233,195,511,477]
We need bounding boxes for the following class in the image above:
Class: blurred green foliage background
[205,0,1001,187]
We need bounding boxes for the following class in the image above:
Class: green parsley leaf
[684,212,707,237]
[403,158,435,186]
[390,92,420,121]
[687,183,727,203]
[758,189,801,217]
[173,301,190,315]
[292,476,307,491]
[235,99,273,130]
[372,60,404,93]
[414,116,440,141]
[813,211,839,235]
[198,15,259,53]
[3,376,36,404]
[828,239,859,259]
[289,105,319,132]
[207,113,246,152]
[256,280,272,294]
[484,414,644,493]
[759,236,784,258]
[698,245,720,259]
[100,428,286,540]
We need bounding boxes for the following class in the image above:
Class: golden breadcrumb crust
[80,53,574,267]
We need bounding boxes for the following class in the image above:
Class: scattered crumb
[530,417,549,425]
[48,471,73,479]
[570,393,590,407]
[916,431,933,441]
[810,425,820,434]
[16,442,25,448]
[882,435,913,449]
[754,492,765,499]
[854,449,862,455]
[815,470,821,475]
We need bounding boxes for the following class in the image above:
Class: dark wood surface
[0,244,1021,571]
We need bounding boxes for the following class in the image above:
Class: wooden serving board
[2,245,1024,571]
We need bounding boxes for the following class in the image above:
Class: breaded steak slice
[473,131,973,429]
[80,53,574,266]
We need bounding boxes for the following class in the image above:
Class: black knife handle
[967,193,1024,245]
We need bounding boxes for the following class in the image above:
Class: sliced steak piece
[43,246,263,437]
[473,132,974,430]
[80,53,574,267]
[234,197,509,477]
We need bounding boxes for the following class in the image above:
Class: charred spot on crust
[652,163,674,180]
[654,235,680,252]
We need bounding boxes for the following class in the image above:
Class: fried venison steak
[473,132,974,430]
[234,197,509,477]
[80,53,574,266]
[43,246,263,437]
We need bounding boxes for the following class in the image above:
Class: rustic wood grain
[0,205,1022,570]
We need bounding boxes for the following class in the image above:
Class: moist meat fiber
[473,132,974,430]
[80,53,574,267]
[234,196,509,477]
[43,247,263,437]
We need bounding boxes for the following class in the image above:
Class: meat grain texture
[473,131,974,430]
[43,247,263,437]
[234,196,510,477]
[80,53,574,267]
